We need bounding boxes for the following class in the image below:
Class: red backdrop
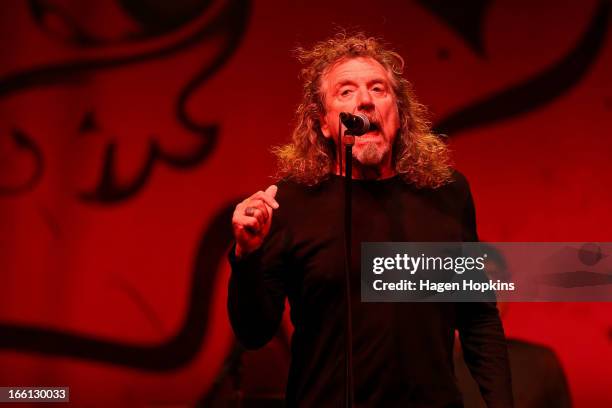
[1,0,611,406]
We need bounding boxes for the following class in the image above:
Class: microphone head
[339,112,371,136]
[354,113,370,134]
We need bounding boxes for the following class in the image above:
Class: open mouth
[361,122,381,137]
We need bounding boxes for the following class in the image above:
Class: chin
[354,152,385,167]
[354,143,388,164]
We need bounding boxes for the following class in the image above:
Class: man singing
[228,33,513,407]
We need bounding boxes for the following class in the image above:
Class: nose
[356,88,374,112]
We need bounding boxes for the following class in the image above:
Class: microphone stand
[342,129,355,408]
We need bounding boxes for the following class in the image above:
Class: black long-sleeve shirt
[228,172,513,407]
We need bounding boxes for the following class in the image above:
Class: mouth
[356,122,381,139]
[351,121,378,139]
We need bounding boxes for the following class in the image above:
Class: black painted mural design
[0,0,610,381]
[420,0,611,136]
[417,0,492,56]
[0,0,250,370]
[0,200,238,370]
[0,0,250,202]
[0,129,43,195]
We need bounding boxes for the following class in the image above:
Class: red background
[1,0,611,406]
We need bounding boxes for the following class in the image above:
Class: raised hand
[232,185,279,258]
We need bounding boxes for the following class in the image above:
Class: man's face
[319,57,400,170]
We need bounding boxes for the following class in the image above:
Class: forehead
[321,57,391,90]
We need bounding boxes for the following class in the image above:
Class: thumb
[265,184,278,198]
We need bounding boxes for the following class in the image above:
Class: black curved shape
[29,0,98,46]
[30,0,216,46]
[1,0,249,98]
[417,0,492,56]
[434,0,610,136]
[0,129,44,196]
[0,201,238,370]
[79,130,216,203]
[76,0,247,203]
[1,0,250,200]
[120,0,215,37]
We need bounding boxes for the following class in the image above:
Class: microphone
[339,112,371,136]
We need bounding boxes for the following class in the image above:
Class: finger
[265,184,278,199]
[245,199,271,221]
[252,189,279,209]
[234,215,261,233]
[245,206,268,226]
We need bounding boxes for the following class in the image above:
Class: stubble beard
[354,142,385,167]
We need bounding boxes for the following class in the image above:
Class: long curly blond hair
[272,32,453,188]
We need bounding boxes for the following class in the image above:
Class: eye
[372,85,386,94]
[340,88,353,97]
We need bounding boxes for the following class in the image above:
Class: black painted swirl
[433,1,610,136]
[0,201,238,370]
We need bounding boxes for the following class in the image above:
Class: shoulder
[447,168,472,196]
[421,168,473,205]
[450,168,470,187]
